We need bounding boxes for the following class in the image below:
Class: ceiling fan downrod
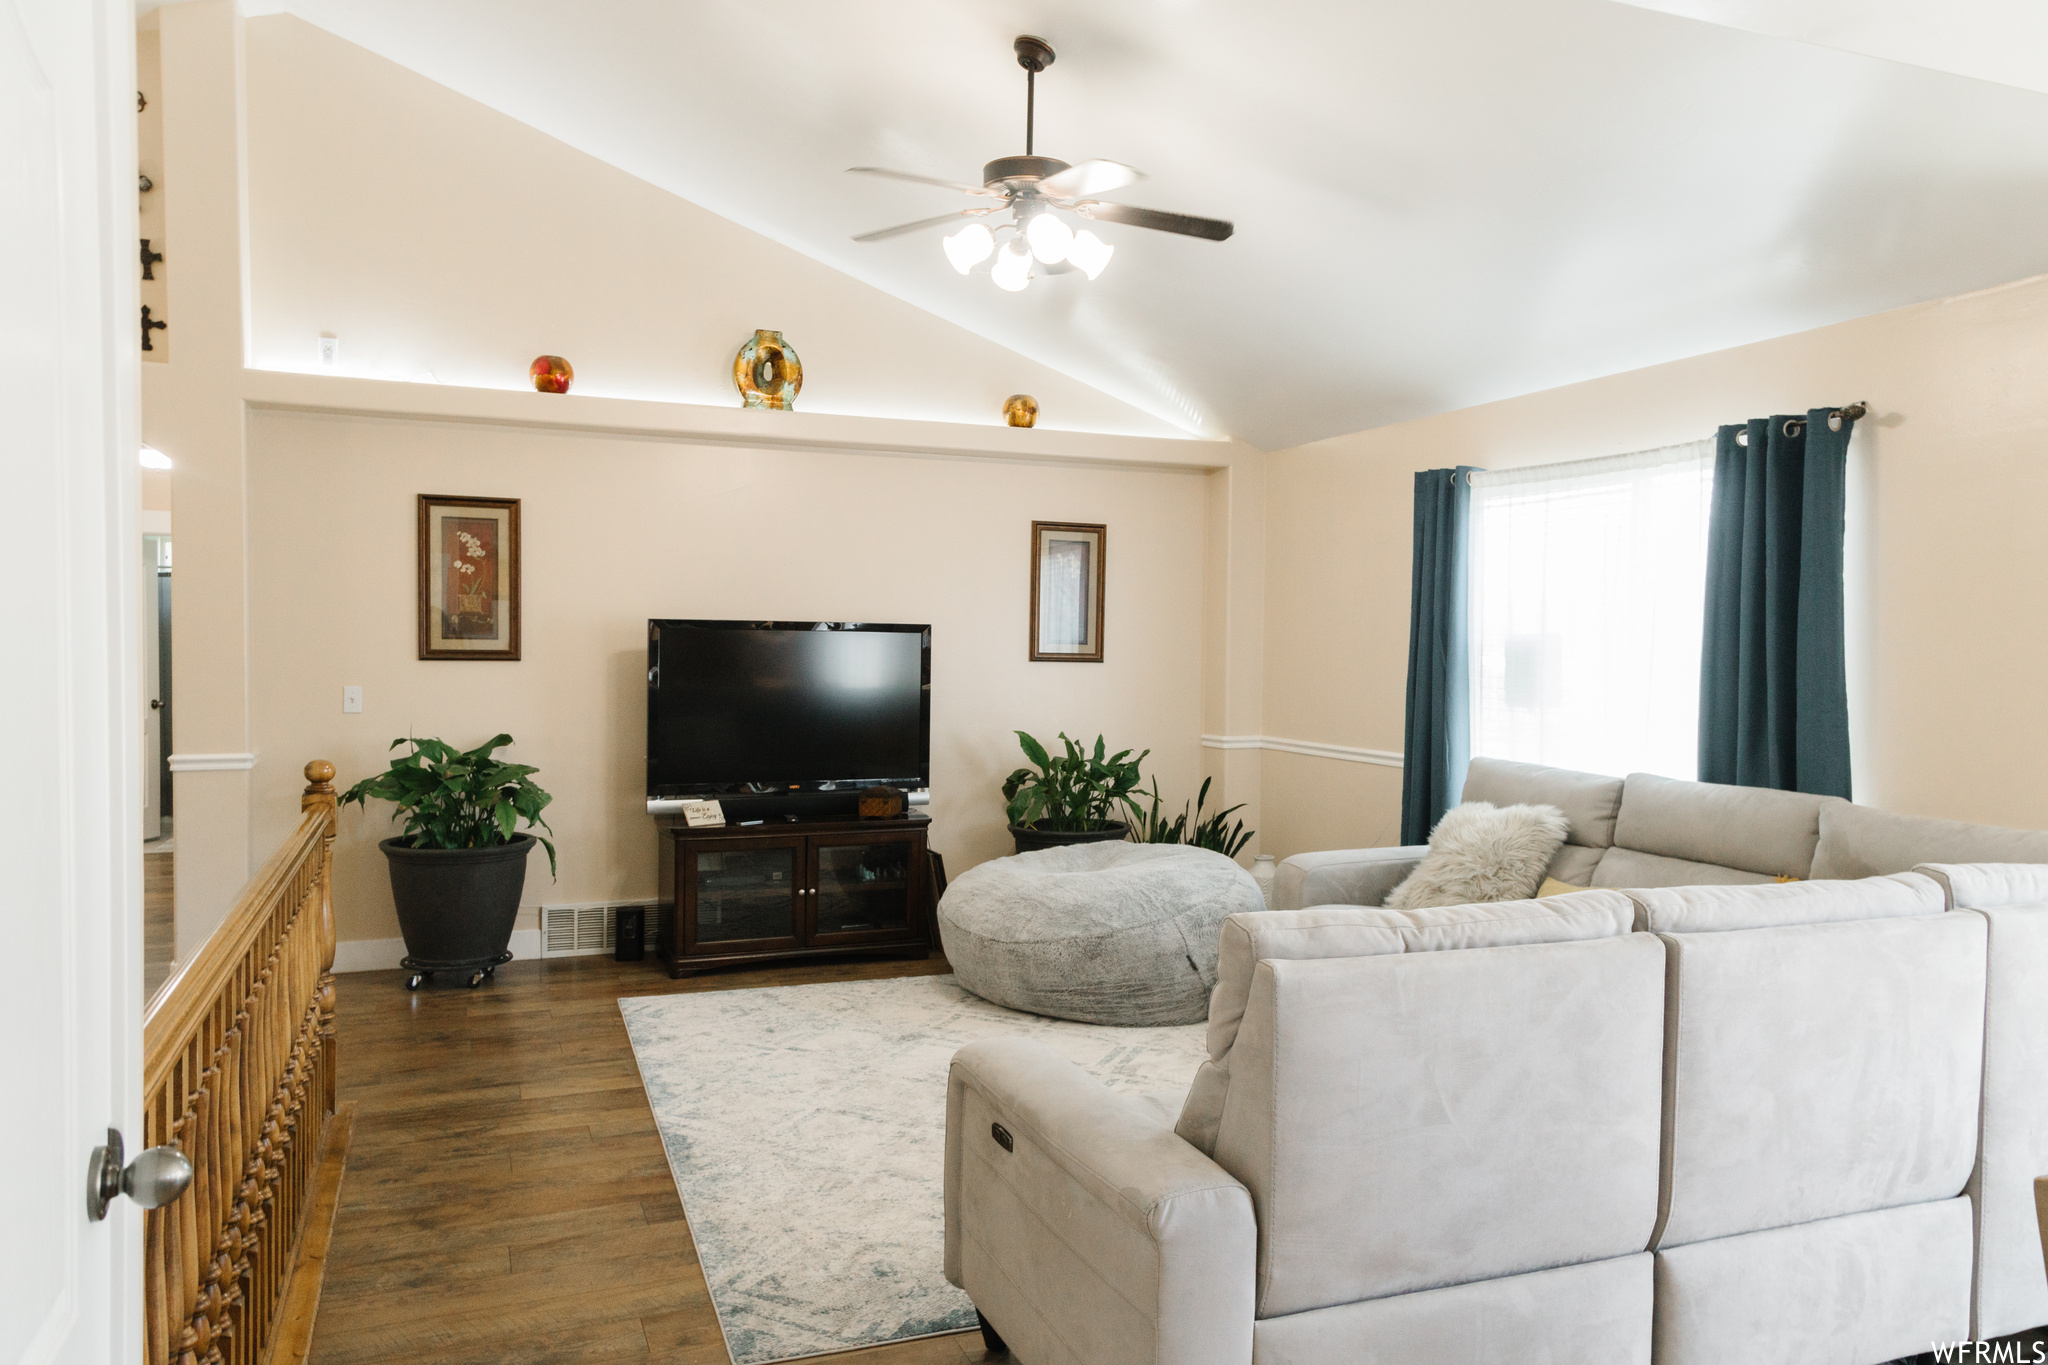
[1015,35,1054,157]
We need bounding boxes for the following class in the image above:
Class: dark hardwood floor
[307,950,999,1365]
[144,847,175,1000]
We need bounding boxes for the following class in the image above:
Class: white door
[0,0,146,1362]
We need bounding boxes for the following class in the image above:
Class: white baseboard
[332,928,544,973]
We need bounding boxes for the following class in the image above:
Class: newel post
[301,760,339,1115]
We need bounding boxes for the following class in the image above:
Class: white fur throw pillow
[1385,801,1571,910]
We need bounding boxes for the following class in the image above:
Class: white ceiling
[1613,0,2048,96]
[194,0,2048,448]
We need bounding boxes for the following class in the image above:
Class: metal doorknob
[149,699,163,710]
[86,1128,193,1221]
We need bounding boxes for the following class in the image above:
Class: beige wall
[242,15,1177,438]
[246,409,1211,946]
[1262,271,2048,858]
[145,9,1249,960]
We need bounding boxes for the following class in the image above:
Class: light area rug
[619,974,1207,1365]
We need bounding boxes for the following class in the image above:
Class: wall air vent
[538,900,659,958]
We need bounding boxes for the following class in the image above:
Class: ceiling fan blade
[846,166,1001,197]
[851,209,991,243]
[1037,159,1143,200]
[1075,201,1234,242]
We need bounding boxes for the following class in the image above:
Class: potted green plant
[340,734,556,990]
[1125,775,1256,859]
[1002,731,1148,854]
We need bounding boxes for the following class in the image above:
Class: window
[1468,439,1714,781]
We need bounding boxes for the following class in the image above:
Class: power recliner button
[991,1122,1014,1152]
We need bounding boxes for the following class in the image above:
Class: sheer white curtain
[1468,439,1714,781]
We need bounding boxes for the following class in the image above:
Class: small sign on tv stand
[680,799,726,829]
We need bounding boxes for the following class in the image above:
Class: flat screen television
[646,619,930,800]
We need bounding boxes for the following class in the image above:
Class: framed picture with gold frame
[418,495,521,661]
[1029,520,1105,662]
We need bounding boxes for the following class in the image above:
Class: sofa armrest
[945,1038,1255,1365]
[1273,845,1428,911]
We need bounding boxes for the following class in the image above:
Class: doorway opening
[144,531,173,999]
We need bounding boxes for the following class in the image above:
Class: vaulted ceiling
[208,0,2048,448]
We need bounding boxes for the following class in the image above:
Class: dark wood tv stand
[657,813,934,978]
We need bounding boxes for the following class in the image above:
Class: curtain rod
[1735,402,1868,446]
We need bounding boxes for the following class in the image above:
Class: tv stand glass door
[808,831,917,944]
[684,835,804,955]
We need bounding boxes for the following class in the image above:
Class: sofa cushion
[1174,892,1636,1156]
[1249,1254,1653,1365]
[1590,847,1777,890]
[1214,934,1666,1317]
[1651,910,1985,1249]
[1913,861,2048,911]
[1462,757,1624,849]
[1612,772,1838,879]
[1385,802,1570,910]
[1955,900,2048,1339]
[1812,803,2048,880]
[1651,1198,1972,1365]
[1626,873,1943,933]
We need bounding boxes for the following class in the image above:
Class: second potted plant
[341,734,557,990]
[1002,731,1148,854]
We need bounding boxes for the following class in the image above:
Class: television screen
[647,620,929,795]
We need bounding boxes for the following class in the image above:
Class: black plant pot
[1009,821,1129,855]
[380,834,534,989]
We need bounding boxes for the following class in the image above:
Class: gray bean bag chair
[938,841,1265,1026]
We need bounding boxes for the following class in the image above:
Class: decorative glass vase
[1251,853,1276,907]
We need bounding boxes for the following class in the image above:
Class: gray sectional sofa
[1274,756,2048,913]
[942,759,2048,1363]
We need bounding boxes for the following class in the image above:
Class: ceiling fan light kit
[849,35,1231,293]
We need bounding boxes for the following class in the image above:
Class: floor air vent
[539,901,659,958]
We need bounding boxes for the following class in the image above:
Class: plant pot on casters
[380,835,533,990]
[1002,730,1147,856]
[340,733,558,990]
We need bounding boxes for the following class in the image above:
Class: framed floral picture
[418,495,521,660]
[1029,520,1105,662]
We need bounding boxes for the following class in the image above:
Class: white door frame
[0,0,145,1361]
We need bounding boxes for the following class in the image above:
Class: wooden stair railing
[143,762,343,1365]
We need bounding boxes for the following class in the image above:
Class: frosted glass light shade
[991,240,1033,292]
[1025,211,1073,264]
[1067,229,1113,280]
[139,446,172,470]
[942,222,995,274]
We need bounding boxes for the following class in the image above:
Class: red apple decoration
[529,355,573,394]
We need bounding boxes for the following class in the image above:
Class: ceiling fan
[847,35,1234,292]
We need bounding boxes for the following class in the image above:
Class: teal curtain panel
[1698,408,1858,797]
[1401,466,1481,843]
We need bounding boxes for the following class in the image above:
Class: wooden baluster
[145,762,342,1365]
[304,761,340,1121]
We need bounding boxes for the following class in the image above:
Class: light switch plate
[342,686,362,713]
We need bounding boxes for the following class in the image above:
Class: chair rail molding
[1200,734,1405,768]
[167,751,258,771]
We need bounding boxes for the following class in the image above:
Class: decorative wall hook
[141,305,167,351]
[733,330,802,411]
[141,239,162,281]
